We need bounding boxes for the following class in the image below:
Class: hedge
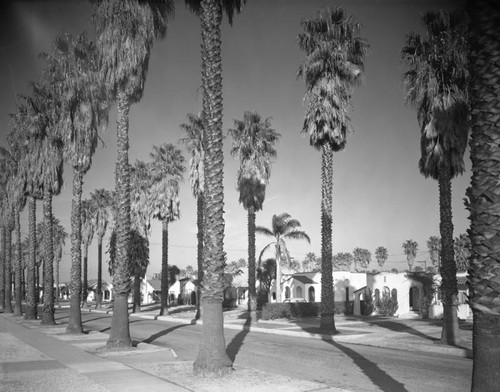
[261,300,354,320]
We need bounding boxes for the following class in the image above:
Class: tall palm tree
[90,188,113,309]
[466,1,500,388]
[228,111,280,320]
[427,236,441,271]
[375,246,388,269]
[0,140,27,316]
[402,10,468,345]
[297,7,368,331]
[0,158,8,311]
[0,159,14,314]
[130,160,154,313]
[184,0,246,375]
[179,113,205,320]
[256,213,310,303]
[41,32,109,333]
[91,0,174,349]
[402,239,418,271]
[149,144,185,316]
[81,199,95,308]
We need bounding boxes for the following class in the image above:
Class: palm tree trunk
[24,197,37,320]
[195,194,204,320]
[247,207,257,321]
[41,189,55,325]
[193,0,232,376]
[467,1,500,389]
[0,226,5,311]
[438,163,459,344]
[4,227,13,314]
[67,168,83,333]
[320,143,336,332]
[275,243,282,303]
[133,274,141,313]
[14,208,23,316]
[96,236,103,309]
[107,89,132,349]
[81,244,88,308]
[160,219,169,316]
[55,252,60,307]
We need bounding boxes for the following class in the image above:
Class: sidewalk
[1,304,472,392]
[0,310,348,392]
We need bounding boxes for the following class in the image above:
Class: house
[276,270,426,318]
[87,280,113,302]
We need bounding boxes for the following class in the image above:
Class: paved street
[66,309,472,392]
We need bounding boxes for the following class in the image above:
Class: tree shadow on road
[139,322,194,345]
[226,318,252,362]
[322,336,409,392]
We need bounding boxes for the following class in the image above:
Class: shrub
[262,302,318,319]
[362,288,375,316]
[257,291,269,310]
[377,292,398,316]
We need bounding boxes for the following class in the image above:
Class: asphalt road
[56,310,472,392]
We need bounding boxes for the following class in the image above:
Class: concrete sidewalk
[0,312,348,392]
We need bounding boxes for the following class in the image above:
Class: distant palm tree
[130,160,154,313]
[91,0,173,349]
[184,0,246,375]
[228,111,280,320]
[179,113,205,320]
[298,7,368,331]
[402,239,419,271]
[375,247,388,269]
[81,200,95,308]
[402,10,468,345]
[129,230,149,313]
[466,2,500,387]
[332,252,353,271]
[353,248,371,271]
[427,236,441,271]
[256,213,310,303]
[149,144,185,316]
[52,219,67,307]
[90,189,113,309]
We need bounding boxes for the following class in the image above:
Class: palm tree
[81,199,95,308]
[91,0,173,349]
[0,159,14,314]
[297,7,368,332]
[256,213,310,303]
[375,247,388,269]
[40,32,109,332]
[179,113,205,320]
[466,1,500,388]
[129,229,149,313]
[402,239,418,271]
[52,218,67,307]
[130,160,154,313]
[427,236,441,271]
[0,159,8,311]
[332,252,352,271]
[453,234,470,273]
[90,189,113,309]
[184,0,246,375]
[149,144,185,316]
[228,111,280,321]
[1,140,27,316]
[402,10,468,345]
[353,248,371,272]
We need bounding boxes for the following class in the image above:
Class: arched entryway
[308,286,315,302]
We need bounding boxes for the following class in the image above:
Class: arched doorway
[409,286,420,311]
[296,286,303,298]
[285,286,290,299]
[308,287,315,302]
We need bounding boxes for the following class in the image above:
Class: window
[285,286,290,299]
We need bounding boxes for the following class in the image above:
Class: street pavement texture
[0,304,472,392]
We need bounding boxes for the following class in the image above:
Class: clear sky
[0,0,469,283]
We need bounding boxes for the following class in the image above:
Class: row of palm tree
[0,1,498,385]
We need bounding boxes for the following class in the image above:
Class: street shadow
[322,336,408,392]
[97,317,151,333]
[226,318,252,362]
[140,322,193,345]
[349,316,438,342]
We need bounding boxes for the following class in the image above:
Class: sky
[0,0,469,283]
